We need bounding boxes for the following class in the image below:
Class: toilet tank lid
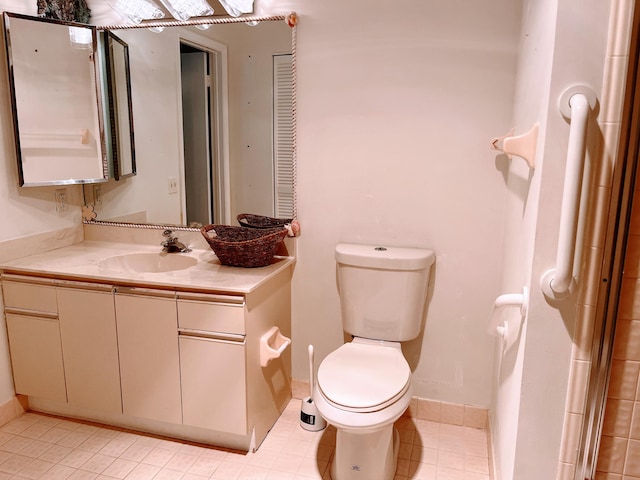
[335,244,435,271]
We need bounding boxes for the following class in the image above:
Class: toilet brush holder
[300,344,327,431]
[300,396,326,431]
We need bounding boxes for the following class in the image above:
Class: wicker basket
[201,224,288,268]
[237,213,293,229]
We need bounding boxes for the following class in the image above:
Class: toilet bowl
[317,243,434,480]
[314,338,413,480]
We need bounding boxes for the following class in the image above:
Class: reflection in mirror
[103,30,136,180]
[3,13,107,186]
[84,18,294,228]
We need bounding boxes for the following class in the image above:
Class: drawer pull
[178,328,245,343]
[177,293,244,305]
[5,307,58,320]
[0,274,56,286]
[116,287,176,299]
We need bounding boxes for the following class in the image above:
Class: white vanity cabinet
[2,278,66,402]
[115,288,182,424]
[0,258,293,452]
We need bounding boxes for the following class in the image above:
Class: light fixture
[107,0,165,23]
[218,0,253,17]
[158,0,214,21]
[68,26,93,49]
[108,0,255,26]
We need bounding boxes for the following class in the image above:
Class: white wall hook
[490,123,539,169]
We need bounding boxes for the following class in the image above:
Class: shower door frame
[575,3,640,478]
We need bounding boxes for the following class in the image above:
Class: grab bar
[488,287,528,340]
[541,85,597,300]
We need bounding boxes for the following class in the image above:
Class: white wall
[491,0,557,476]
[289,0,519,408]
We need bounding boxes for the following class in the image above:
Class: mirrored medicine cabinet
[3,12,109,186]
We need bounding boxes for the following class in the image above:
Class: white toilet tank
[335,243,435,342]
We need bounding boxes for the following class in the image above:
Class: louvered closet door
[273,54,293,218]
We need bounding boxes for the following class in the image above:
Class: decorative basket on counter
[237,213,293,229]
[200,224,288,268]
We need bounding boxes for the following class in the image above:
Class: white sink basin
[98,253,198,274]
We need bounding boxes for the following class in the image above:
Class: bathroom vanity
[0,237,294,452]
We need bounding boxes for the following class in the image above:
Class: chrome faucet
[161,229,191,253]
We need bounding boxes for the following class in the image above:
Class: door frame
[176,28,230,225]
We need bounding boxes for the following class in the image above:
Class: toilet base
[330,424,400,480]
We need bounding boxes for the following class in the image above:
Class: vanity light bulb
[158,0,214,21]
[107,0,165,24]
[218,0,253,17]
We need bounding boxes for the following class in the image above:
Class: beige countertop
[0,240,295,294]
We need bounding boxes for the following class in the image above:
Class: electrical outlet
[93,185,102,206]
[168,177,178,194]
[55,188,68,212]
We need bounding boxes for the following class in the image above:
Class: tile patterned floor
[0,400,490,480]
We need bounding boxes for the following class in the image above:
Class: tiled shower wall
[594,175,640,478]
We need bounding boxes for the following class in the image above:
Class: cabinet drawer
[177,299,245,335]
[2,280,57,313]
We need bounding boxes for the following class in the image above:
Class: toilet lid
[317,342,411,412]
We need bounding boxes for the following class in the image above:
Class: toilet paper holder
[260,326,291,367]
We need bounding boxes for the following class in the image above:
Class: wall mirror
[3,12,108,186]
[102,30,135,181]
[84,16,295,228]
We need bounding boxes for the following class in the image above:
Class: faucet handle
[163,229,174,239]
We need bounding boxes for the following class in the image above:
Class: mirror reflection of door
[180,43,218,227]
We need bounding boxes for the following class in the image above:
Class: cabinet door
[57,286,121,414]
[6,314,67,402]
[115,292,182,424]
[179,335,246,434]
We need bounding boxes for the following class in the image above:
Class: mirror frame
[102,30,136,181]
[3,12,109,187]
[83,12,298,230]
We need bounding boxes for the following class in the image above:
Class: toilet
[314,243,435,480]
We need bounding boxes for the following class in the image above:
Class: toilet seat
[317,341,411,413]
